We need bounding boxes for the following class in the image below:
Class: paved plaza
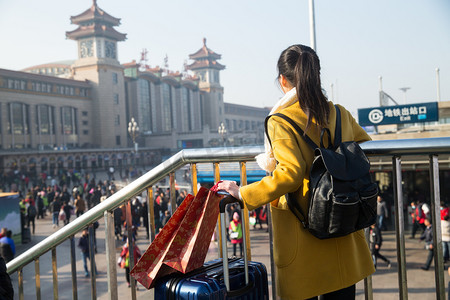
[8,210,447,299]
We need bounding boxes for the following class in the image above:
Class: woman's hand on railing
[217,180,240,200]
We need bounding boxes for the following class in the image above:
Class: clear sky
[0,0,449,116]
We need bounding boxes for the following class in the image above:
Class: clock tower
[66,0,127,148]
[187,38,226,130]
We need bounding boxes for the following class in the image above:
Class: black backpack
[28,205,37,218]
[266,105,378,239]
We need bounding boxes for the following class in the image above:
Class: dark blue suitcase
[154,195,269,299]
[155,258,269,299]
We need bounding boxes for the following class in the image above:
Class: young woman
[218,44,374,299]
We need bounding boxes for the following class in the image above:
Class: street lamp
[128,117,139,153]
[399,87,411,104]
[218,122,227,146]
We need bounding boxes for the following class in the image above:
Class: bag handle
[219,195,251,294]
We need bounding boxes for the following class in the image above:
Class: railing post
[392,156,408,299]
[18,268,24,300]
[88,225,97,300]
[146,187,156,300]
[169,172,176,215]
[364,228,373,300]
[104,210,118,300]
[126,200,137,300]
[214,162,223,259]
[429,154,445,298]
[266,200,277,300]
[70,236,78,300]
[51,248,58,300]
[191,163,198,196]
[239,161,252,261]
[34,258,41,300]
[147,187,156,241]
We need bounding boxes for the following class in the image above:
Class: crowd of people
[375,190,450,272]
[0,168,121,267]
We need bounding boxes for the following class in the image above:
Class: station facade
[0,1,269,178]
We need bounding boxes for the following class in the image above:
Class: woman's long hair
[277,44,329,133]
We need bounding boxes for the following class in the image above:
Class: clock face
[105,41,116,59]
[80,40,93,58]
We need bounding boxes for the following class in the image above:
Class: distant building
[0,1,269,177]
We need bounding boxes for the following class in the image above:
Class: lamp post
[399,87,411,104]
[436,68,441,102]
[309,0,316,51]
[218,122,227,146]
[128,117,139,157]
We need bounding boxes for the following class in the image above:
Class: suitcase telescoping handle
[219,195,253,295]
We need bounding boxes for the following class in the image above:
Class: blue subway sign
[358,102,439,126]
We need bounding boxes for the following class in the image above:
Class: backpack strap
[269,113,319,149]
[264,113,314,226]
[333,105,342,148]
[263,105,343,228]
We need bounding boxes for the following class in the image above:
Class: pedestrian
[229,212,243,258]
[162,210,171,227]
[78,228,97,277]
[119,237,141,288]
[114,207,123,240]
[441,202,449,221]
[176,190,187,208]
[442,215,450,263]
[63,200,74,225]
[369,224,391,269]
[154,193,163,232]
[27,203,37,234]
[218,44,375,299]
[377,195,389,231]
[0,231,15,263]
[61,187,71,204]
[420,218,434,271]
[411,201,426,238]
[50,196,62,228]
[142,201,149,239]
[0,228,6,239]
[253,207,263,229]
[47,186,55,206]
[36,191,45,219]
[74,194,86,218]
[0,256,14,300]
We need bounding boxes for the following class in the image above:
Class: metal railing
[6,137,450,299]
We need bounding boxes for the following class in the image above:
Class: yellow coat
[240,102,375,299]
